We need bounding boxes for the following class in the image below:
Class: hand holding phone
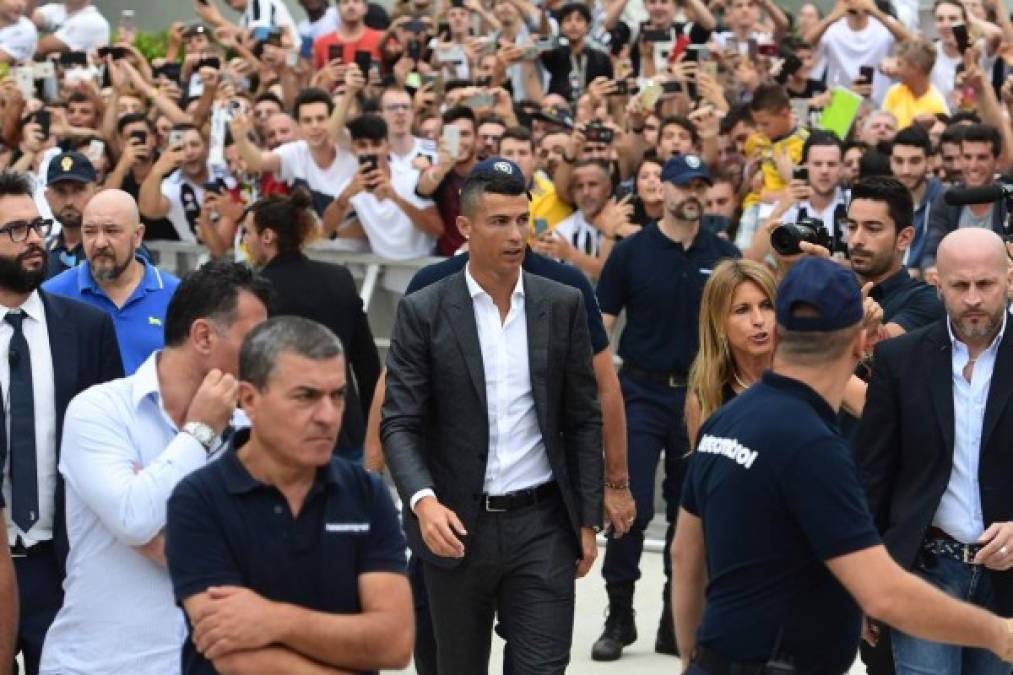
[443,124,460,161]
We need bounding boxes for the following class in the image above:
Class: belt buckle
[484,495,507,513]
[667,375,680,388]
[963,545,976,565]
[10,551,26,559]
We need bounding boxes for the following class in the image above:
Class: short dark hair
[720,103,753,135]
[960,123,1002,157]
[849,175,913,232]
[558,2,592,24]
[292,87,335,119]
[749,82,790,113]
[253,91,283,108]
[170,122,199,135]
[891,124,931,156]
[0,171,34,199]
[240,316,344,389]
[250,187,317,255]
[949,110,981,125]
[66,91,93,106]
[443,105,476,126]
[802,130,843,162]
[500,125,533,149]
[347,114,388,141]
[459,169,528,218]
[163,261,273,348]
[660,115,700,148]
[858,149,891,179]
[939,123,966,147]
[116,112,152,135]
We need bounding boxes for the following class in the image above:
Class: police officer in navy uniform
[672,257,1013,675]
[592,153,740,660]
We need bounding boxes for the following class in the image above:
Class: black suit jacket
[858,319,1013,613]
[381,270,603,568]
[259,252,381,454]
[37,290,123,568]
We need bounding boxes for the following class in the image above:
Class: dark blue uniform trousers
[13,547,63,675]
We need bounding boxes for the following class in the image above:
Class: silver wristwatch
[182,422,217,451]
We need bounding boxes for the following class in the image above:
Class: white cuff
[409,488,436,514]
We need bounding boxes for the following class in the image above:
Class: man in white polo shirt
[32,0,108,55]
[137,124,210,242]
[39,261,270,675]
[0,0,38,63]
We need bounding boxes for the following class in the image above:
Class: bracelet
[604,479,630,490]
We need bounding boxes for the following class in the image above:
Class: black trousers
[12,547,63,675]
[423,492,579,675]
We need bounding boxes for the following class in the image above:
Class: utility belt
[690,647,797,675]
[923,526,984,566]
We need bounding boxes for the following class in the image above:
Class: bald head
[936,228,1008,277]
[83,189,140,230]
[936,228,1010,346]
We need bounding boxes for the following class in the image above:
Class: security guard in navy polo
[672,258,1013,675]
[592,154,740,660]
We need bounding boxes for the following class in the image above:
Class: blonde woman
[686,259,868,447]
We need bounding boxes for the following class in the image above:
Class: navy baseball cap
[776,257,863,332]
[467,157,528,193]
[47,151,96,185]
[661,154,712,186]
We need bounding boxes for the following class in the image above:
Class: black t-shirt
[405,249,610,354]
[121,162,181,242]
[596,221,740,375]
[539,45,614,100]
[165,430,407,675]
[682,371,881,674]
[870,267,944,334]
[627,21,712,76]
[787,79,827,100]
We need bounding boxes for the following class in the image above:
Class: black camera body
[585,122,613,144]
[770,216,831,256]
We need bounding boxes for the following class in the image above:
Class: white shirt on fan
[0,16,38,62]
[817,17,895,106]
[35,3,109,52]
[274,139,358,200]
[298,5,339,40]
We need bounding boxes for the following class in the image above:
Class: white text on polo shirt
[697,434,758,469]
[325,522,371,533]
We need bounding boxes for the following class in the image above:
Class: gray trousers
[423,491,579,675]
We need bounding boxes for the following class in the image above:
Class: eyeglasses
[383,104,412,112]
[0,218,52,242]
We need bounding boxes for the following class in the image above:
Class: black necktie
[6,312,37,533]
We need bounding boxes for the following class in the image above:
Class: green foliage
[119,29,171,62]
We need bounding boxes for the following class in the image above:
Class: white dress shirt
[1,291,57,546]
[932,313,1007,544]
[40,352,231,675]
[409,267,553,511]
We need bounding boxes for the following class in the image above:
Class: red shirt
[313,28,384,70]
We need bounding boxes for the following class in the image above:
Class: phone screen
[443,124,460,159]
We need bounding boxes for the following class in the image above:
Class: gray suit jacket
[381,269,603,568]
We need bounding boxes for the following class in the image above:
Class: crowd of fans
[1,0,1013,672]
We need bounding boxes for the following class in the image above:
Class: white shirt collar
[464,263,525,301]
[947,309,1008,353]
[130,351,163,410]
[0,290,44,323]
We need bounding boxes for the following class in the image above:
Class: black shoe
[591,583,637,661]
[655,581,679,656]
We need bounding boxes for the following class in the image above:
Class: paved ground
[387,539,868,674]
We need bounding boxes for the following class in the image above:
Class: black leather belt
[925,527,984,565]
[692,647,767,675]
[620,364,688,388]
[10,538,54,559]
[482,482,558,512]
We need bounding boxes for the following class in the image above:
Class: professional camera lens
[770,217,830,256]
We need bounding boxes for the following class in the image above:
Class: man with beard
[890,126,943,275]
[43,190,180,375]
[43,152,97,278]
[859,227,1013,675]
[592,154,739,661]
[0,169,122,674]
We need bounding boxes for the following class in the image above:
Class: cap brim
[48,175,91,184]
[668,171,712,186]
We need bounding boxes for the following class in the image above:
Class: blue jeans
[893,553,1011,675]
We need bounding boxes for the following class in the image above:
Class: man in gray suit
[382,157,604,673]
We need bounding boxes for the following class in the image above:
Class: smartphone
[252,26,277,43]
[87,139,105,163]
[610,79,628,96]
[405,19,427,33]
[129,129,147,145]
[168,129,185,148]
[157,62,182,83]
[747,38,758,60]
[661,80,681,94]
[358,153,378,171]
[202,180,223,194]
[793,166,809,182]
[32,109,50,138]
[757,42,778,58]
[59,51,87,67]
[859,65,874,84]
[725,35,739,55]
[443,124,460,159]
[683,47,699,63]
[98,45,129,60]
[198,56,221,70]
[354,50,371,75]
[407,39,422,61]
[534,217,549,236]
[300,35,314,60]
[328,44,343,63]
[952,23,970,53]
[405,71,421,89]
[463,92,494,108]
[585,123,614,144]
[639,83,663,108]
[641,27,671,42]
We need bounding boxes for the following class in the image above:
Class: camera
[770,216,831,256]
[585,122,613,144]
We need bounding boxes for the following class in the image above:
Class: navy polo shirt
[42,257,179,374]
[596,222,740,375]
[871,267,944,332]
[682,371,881,673]
[165,429,407,675]
[406,248,611,354]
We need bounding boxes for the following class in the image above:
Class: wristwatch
[182,421,217,451]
